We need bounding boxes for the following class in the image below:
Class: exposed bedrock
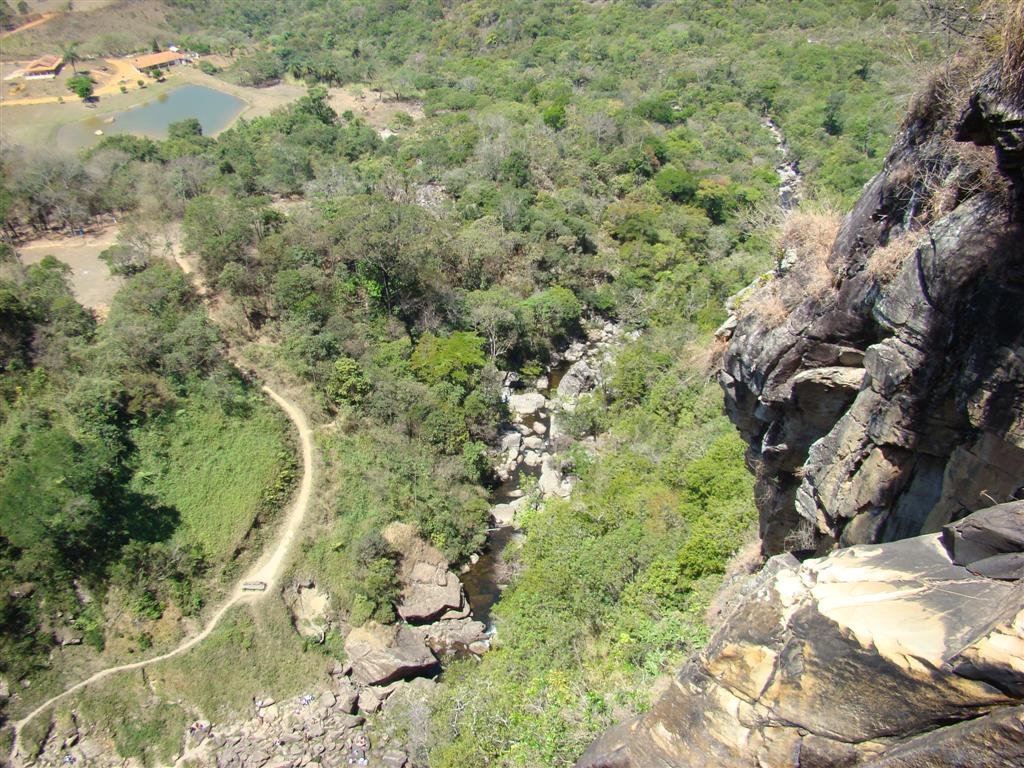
[579,66,1024,768]
[720,74,1024,556]
[576,504,1024,768]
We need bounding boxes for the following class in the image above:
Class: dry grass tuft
[685,335,729,377]
[736,205,842,329]
[1002,1,1024,105]
[866,230,922,283]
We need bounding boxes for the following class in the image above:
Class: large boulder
[382,521,471,623]
[942,500,1024,580]
[557,360,597,399]
[577,508,1024,767]
[344,623,438,686]
[509,391,547,416]
[397,561,465,623]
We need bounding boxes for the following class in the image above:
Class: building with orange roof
[23,54,62,79]
[130,50,187,73]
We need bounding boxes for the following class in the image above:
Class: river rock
[557,359,597,398]
[396,562,465,622]
[532,421,547,435]
[357,687,384,714]
[510,392,546,415]
[564,341,587,362]
[500,431,522,453]
[344,623,438,686]
[523,435,544,450]
[523,450,543,467]
[577,507,1024,767]
[491,503,515,526]
[417,617,488,649]
[539,458,562,498]
[331,681,359,713]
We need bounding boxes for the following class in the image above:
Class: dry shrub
[1002,0,1024,106]
[777,205,842,298]
[866,230,922,283]
[736,205,841,330]
[685,335,728,377]
[905,54,978,133]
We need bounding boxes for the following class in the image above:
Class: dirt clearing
[18,227,122,314]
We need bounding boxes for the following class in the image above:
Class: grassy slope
[129,391,293,564]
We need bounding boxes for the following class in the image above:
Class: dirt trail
[0,12,57,39]
[7,383,315,766]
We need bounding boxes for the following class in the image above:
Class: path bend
[8,384,314,766]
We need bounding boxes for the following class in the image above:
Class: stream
[460,359,574,630]
[762,114,802,210]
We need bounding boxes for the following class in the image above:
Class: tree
[467,287,520,361]
[60,41,80,74]
[17,1,28,16]
[823,92,845,136]
[326,356,371,406]
[541,102,567,131]
[67,73,93,100]
[654,166,699,203]
[168,118,203,140]
[411,332,486,388]
[326,195,443,318]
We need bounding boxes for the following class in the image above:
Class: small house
[23,55,62,80]
[130,50,187,73]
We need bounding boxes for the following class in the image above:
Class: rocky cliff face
[577,50,1024,768]
[721,63,1023,557]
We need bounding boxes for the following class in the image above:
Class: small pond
[57,84,246,150]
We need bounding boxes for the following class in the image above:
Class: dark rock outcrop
[576,507,1024,768]
[720,66,1024,557]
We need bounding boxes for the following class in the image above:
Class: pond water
[57,84,246,151]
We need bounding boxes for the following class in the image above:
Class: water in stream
[461,359,573,630]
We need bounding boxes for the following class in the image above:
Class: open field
[17,227,123,312]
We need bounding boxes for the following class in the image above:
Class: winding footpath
[8,385,315,767]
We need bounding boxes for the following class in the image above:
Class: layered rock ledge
[577,505,1024,768]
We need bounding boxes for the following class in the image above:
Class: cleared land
[17,228,123,312]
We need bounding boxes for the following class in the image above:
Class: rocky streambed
[460,320,626,630]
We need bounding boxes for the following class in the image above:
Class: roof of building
[130,50,186,69]
[24,55,62,74]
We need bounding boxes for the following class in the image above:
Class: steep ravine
[577,62,1024,767]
